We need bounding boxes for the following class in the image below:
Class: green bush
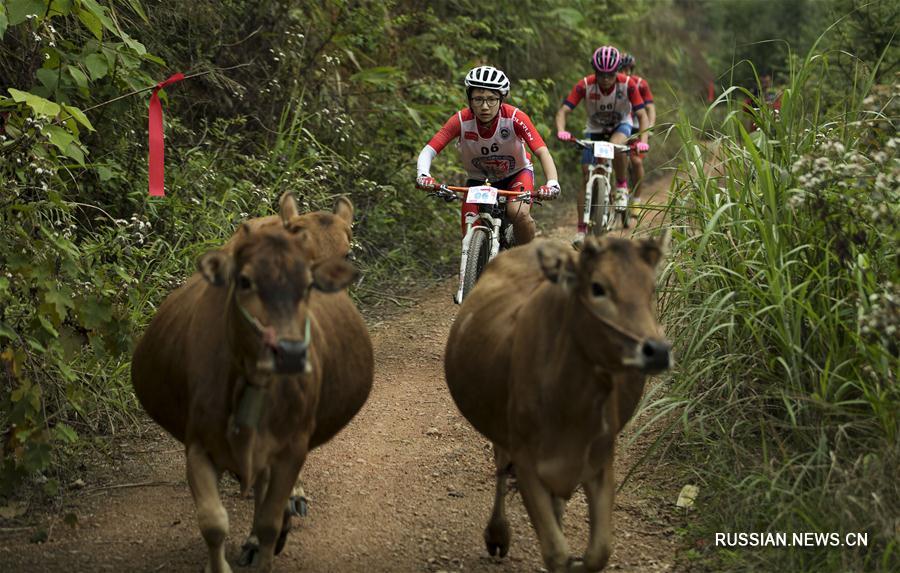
[0,0,689,498]
[652,41,898,572]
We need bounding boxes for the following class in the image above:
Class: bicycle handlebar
[421,183,535,204]
[440,184,525,197]
[570,139,633,152]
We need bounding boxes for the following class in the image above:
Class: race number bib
[591,110,620,129]
[593,141,615,159]
[466,186,499,205]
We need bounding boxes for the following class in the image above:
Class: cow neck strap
[578,295,644,344]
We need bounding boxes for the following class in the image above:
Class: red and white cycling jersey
[426,104,546,181]
[563,73,645,135]
[627,75,654,105]
[626,75,654,122]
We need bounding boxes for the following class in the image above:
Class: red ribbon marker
[148,73,186,197]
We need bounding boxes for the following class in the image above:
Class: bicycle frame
[423,183,528,304]
[573,139,631,235]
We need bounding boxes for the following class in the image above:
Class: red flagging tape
[148,73,186,197]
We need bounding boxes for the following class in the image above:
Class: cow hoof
[288,494,309,517]
[483,518,510,558]
[237,538,260,568]
[274,508,293,556]
[546,557,586,573]
[583,547,611,571]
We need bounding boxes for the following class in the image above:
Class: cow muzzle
[238,303,312,375]
[266,336,310,374]
[623,338,672,374]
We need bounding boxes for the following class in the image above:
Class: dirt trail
[0,175,681,572]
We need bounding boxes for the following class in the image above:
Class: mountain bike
[425,182,531,304]
[571,139,632,235]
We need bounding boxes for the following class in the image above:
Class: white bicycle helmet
[464,66,510,97]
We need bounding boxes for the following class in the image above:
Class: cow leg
[253,454,305,572]
[515,463,575,573]
[240,473,302,567]
[484,445,512,557]
[238,468,271,567]
[186,444,232,573]
[582,459,615,571]
[552,496,568,528]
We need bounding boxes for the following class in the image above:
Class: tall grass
[651,42,899,572]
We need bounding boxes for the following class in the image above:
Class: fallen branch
[84,480,179,496]
[355,286,418,302]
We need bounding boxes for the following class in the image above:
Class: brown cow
[444,233,672,572]
[226,192,354,259]
[227,192,357,565]
[131,210,373,572]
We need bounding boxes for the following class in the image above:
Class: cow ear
[279,192,300,226]
[197,250,234,286]
[333,196,354,226]
[640,228,671,269]
[312,257,358,293]
[537,241,576,285]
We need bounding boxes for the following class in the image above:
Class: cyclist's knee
[513,216,536,244]
[508,206,532,223]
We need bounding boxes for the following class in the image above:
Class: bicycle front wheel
[590,177,612,236]
[461,228,491,301]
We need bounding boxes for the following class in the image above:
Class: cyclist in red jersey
[619,53,655,204]
[415,66,560,245]
[555,46,649,242]
[743,69,782,132]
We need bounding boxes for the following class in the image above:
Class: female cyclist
[555,46,649,242]
[415,65,560,245]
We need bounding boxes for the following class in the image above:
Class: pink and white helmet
[592,46,621,74]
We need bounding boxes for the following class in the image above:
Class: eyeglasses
[471,96,500,107]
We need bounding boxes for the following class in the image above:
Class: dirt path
[0,175,682,572]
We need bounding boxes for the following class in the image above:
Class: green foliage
[0,0,161,494]
[679,0,898,86]
[0,0,703,504]
[653,34,899,572]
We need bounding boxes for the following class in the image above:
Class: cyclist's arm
[511,111,558,183]
[555,79,585,133]
[554,105,572,133]
[627,82,649,145]
[635,107,650,145]
[512,109,546,151]
[645,103,657,128]
[533,146,559,182]
[640,81,657,127]
[416,146,437,178]
[417,113,461,176]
